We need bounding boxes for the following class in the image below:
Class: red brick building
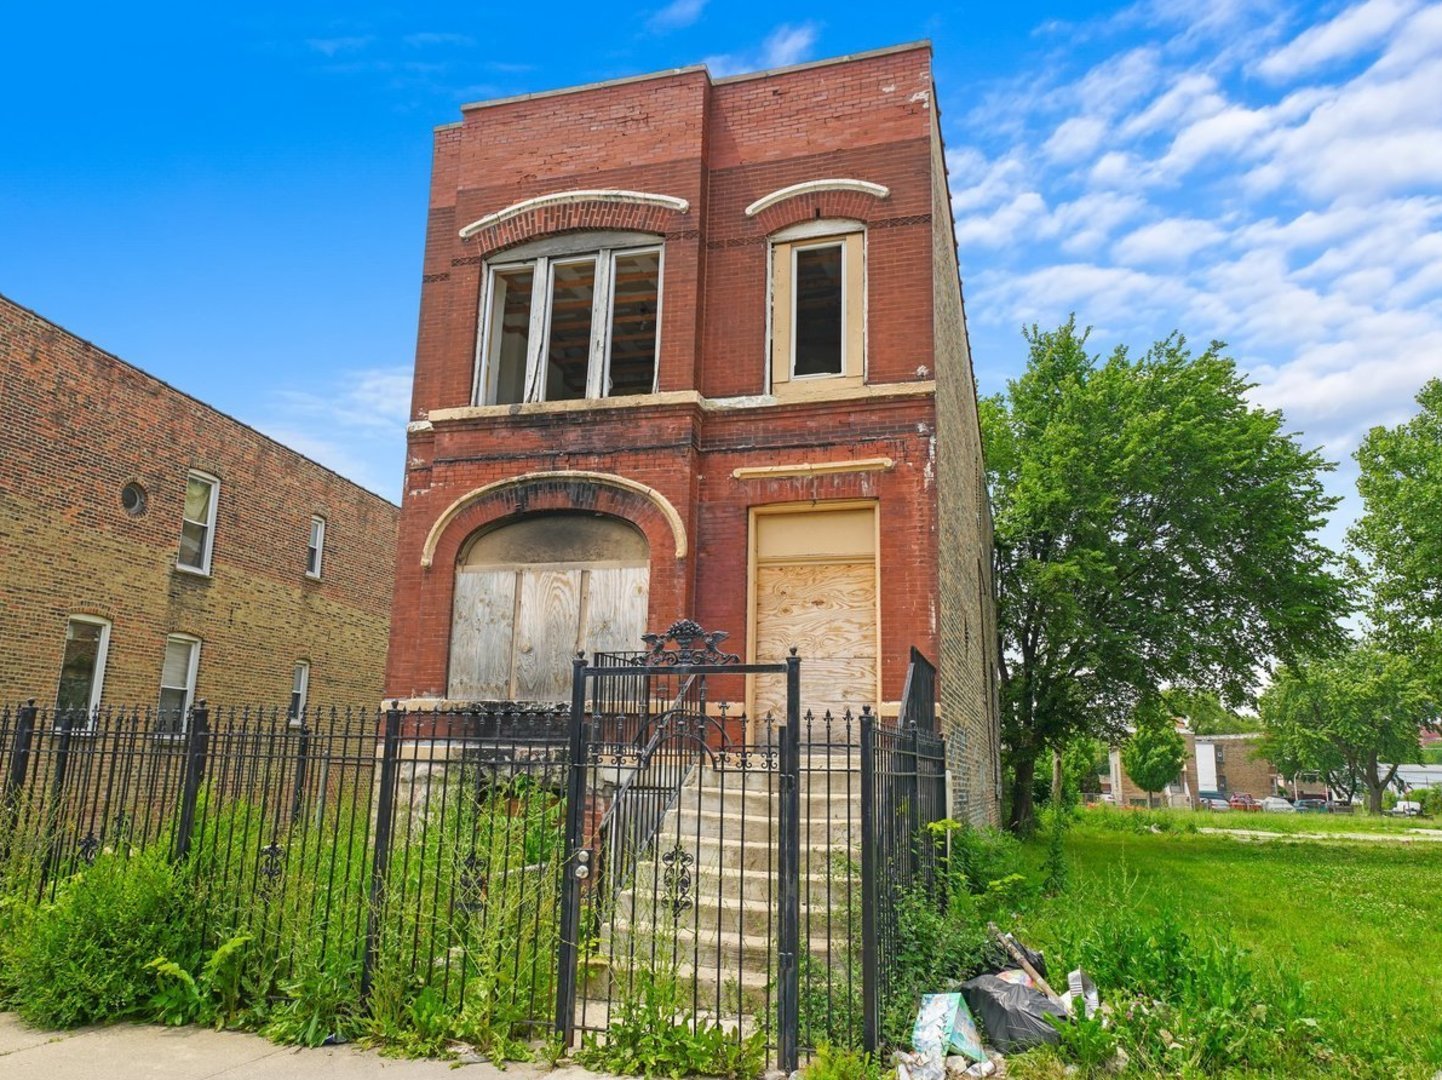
[0,296,399,721]
[385,43,1001,822]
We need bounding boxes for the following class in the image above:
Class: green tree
[1160,688,1256,735]
[1349,379,1442,687]
[1060,734,1108,803]
[982,320,1348,831]
[1121,699,1188,808]
[1259,640,1437,813]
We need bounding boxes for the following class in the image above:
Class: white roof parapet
[458,189,690,239]
[744,178,890,218]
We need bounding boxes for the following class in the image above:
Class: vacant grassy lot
[1112,804,1441,837]
[1014,817,1442,1077]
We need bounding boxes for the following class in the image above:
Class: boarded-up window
[448,515,650,702]
[751,505,877,731]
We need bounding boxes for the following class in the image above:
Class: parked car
[1197,796,1232,811]
[1228,793,1262,811]
[1261,796,1296,813]
[1294,797,1330,813]
[1388,800,1422,817]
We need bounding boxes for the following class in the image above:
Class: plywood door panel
[754,561,876,728]
[448,569,518,700]
[513,569,583,701]
[583,566,650,656]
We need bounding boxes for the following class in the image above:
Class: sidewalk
[0,1014,586,1080]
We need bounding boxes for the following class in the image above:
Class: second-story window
[177,471,219,575]
[475,242,661,406]
[306,515,326,578]
[769,221,865,399]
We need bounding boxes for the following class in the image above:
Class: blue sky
[3,1,1439,556]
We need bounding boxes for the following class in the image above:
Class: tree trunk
[1009,753,1038,833]
[1051,748,1064,808]
[1366,780,1384,815]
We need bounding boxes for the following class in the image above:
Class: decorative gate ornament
[641,620,740,666]
[659,842,694,918]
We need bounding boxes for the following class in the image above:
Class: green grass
[1014,820,1442,1077]
[1088,803,1439,835]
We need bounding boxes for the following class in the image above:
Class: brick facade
[0,295,399,711]
[1108,731,1281,807]
[387,44,1000,823]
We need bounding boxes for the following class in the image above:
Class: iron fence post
[1,699,38,863]
[777,648,802,1073]
[361,702,403,1003]
[555,654,590,1043]
[290,720,311,826]
[859,708,879,1052]
[903,719,920,875]
[173,701,211,862]
[39,706,78,896]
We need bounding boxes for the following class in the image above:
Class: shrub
[5,847,194,1027]
[802,1042,883,1080]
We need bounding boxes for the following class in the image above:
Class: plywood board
[583,566,650,656]
[514,569,583,701]
[448,569,517,700]
[753,561,876,727]
[755,508,874,562]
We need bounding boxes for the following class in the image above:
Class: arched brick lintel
[460,196,692,258]
[752,189,891,236]
[422,471,688,571]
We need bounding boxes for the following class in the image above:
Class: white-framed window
[288,661,310,725]
[177,471,219,575]
[158,634,201,734]
[56,616,111,718]
[474,239,662,406]
[306,516,326,578]
[769,220,865,399]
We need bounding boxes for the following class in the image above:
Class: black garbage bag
[960,974,1067,1053]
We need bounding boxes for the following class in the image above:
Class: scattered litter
[893,1049,944,1080]
[986,923,1059,1003]
[1061,968,1099,1020]
[994,969,1034,987]
[913,992,986,1063]
[961,974,1067,1053]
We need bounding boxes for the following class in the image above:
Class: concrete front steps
[593,757,863,1007]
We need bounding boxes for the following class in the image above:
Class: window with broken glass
[474,243,661,405]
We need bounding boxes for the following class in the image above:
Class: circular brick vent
[121,482,147,517]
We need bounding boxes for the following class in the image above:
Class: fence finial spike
[789,646,798,657]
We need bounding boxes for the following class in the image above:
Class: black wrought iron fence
[0,698,569,1038]
[0,640,950,1069]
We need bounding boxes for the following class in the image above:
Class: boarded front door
[448,515,649,701]
[751,505,878,727]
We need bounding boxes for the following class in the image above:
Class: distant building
[383,43,1002,823]
[0,295,400,723]
[1109,729,1281,807]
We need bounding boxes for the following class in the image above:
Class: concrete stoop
[590,758,863,1024]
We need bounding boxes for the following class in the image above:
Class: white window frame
[473,243,663,406]
[159,634,201,733]
[176,471,220,576]
[289,661,310,726]
[58,615,111,720]
[789,238,848,381]
[306,516,326,579]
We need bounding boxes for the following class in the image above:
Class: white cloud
[704,23,818,77]
[1044,116,1107,162]
[647,0,706,32]
[403,32,475,48]
[306,36,372,57]
[1113,217,1226,264]
[1257,0,1421,80]
[945,0,1442,555]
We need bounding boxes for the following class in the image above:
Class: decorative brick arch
[458,190,693,255]
[423,470,688,571]
[747,179,891,236]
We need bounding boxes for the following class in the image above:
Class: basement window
[475,241,661,406]
[769,220,864,399]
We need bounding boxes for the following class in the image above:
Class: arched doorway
[447,513,650,701]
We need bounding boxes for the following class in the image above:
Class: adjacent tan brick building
[386,43,1001,823]
[1108,730,1281,807]
[0,295,400,719]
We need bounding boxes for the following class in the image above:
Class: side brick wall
[0,296,400,710]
